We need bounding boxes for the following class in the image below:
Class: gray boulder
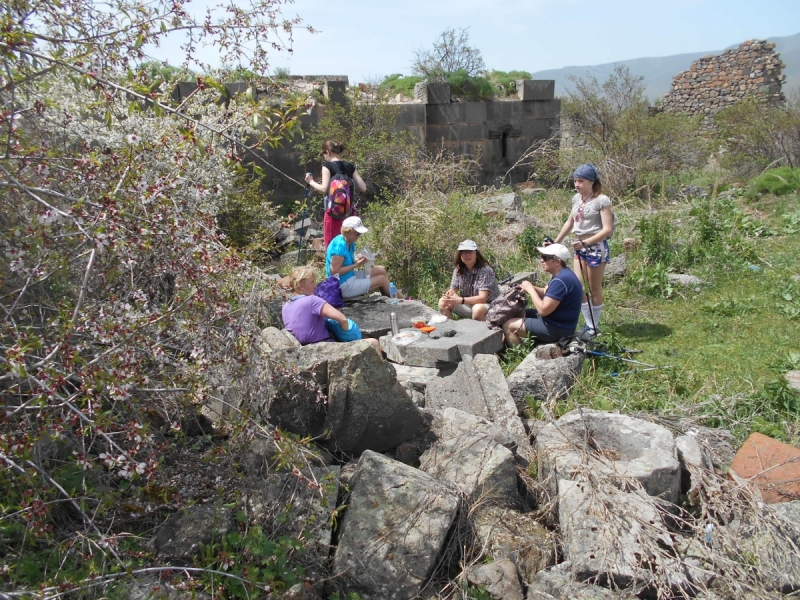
[526,567,625,599]
[419,433,521,507]
[558,478,673,587]
[604,255,627,281]
[667,273,707,287]
[426,355,532,462]
[333,451,460,600]
[259,326,300,354]
[341,295,436,338]
[537,409,680,504]
[155,505,235,565]
[675,434,714,502]
[429,407,517,451]
[280,248,317,265]
[506,349,585,412]
[477,192,523,218]
[466,558,524,600]
[473,505,555,582]
[262,341,428,454]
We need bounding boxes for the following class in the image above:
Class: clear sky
[150,0,800,82]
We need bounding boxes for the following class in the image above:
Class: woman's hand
[304,173,314,184]
[354,255,367,267]
[571,239,585,251]
[439,294,460,309]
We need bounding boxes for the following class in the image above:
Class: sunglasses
[539,254,557,261]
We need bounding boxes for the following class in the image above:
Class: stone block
[324,80,347,104]
[394,103,426,127]
[420,433,521,506]
[429,407,517,451]
[517,80,555,101]
[730,432,800,503]
[426,102,466,124]
[393,364,443,393]
[382,318,503,368]
[426,122,489,142]
[604,254,627,280]
[292,218,320,232]
[466,558,524,600]
[506,351,585,411]
[280,248,317,265]
[786,370,800,393]
[473,506,555,583]
[558,478,672,587]
[521,99,561,119]
[333,451,460,600]
[464,101,488,123]
[155,505,235,565]
[527,565,627,599]
[537,409,681,504]
[414,81,451,104]
[341,296,437,339]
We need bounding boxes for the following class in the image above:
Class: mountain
[530,32,800,101]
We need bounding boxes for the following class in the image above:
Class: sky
[149,0,800,83]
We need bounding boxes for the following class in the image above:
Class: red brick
[730,432,800,503]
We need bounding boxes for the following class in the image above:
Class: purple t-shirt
[282,295,334,345]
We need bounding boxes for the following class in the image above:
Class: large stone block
[428,407,517,451]
[537,409,680,504]
[731,432,800,503]
[517,80,555,101]
[414,81,451,104]
[558,479,672,587]
[394,103,426,127]
[324,80,347,104]
[263,341,428,454]
[466,558,524,600]
[155,505,235,565]
[333,451,460,599]
[506,350,585,411]
[420,433,521,506]
[521,99,561,119]
[341,296,436,339]
[382,319,503,368]
[426,102,466,124]
[473,506,555,582]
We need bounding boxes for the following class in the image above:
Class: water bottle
[390,312,399,336]
[389,282,398,304]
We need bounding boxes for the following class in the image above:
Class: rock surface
[263,341,427,454]
[341,295,437,338]
[526,567,624,599]
[155,505,235,565]
[506,349,585,411]
[730,432,800,503]
[333,451,460,600]
[382,318,504,368]
[466,558,524,600]
[537,409,680,504]
[428,406,517,451]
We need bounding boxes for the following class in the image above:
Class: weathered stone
[676,434,714,501]
[382,318,504,368]
[558,478,672,587]
[426,355,532,461]
[279,583,324,600]
[526,567,623,599]
[786,370,800,393]
[414,80,451,104]
[667,273,707,287]
[420,433,521,507]
[730,432,800,503]
[155,505,235,565]
[466,558,524,600]
[519,187,547,196]
[517,80,555,101]
[429,407,517,450]
[125,576,211,600]
[506,350,585,411]
[473,506,555,582]
[537,409,681,504]
[341,295,437,338]
[259,326,299,353]
[333,451,460,600]
[246,467,339,567]
[262,341,428,454]
[477,192,523,218]
[391,364,443,394]
[292,218,321,232]
[604,255,627,280]
[240,432,333,477]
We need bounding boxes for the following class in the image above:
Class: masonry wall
[660,39,785,121]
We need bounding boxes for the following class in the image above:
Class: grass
[538,189,800,443]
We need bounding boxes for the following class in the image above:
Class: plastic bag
[391,330,422,346]
[325,318,362,342]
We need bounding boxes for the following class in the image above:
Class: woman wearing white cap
[326,216,391,299]
[502,243,583,346]
[438,239,500,321]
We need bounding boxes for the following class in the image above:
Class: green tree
[412,27,486,80]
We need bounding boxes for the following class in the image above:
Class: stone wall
[660,39,785,121]
[171,79,559,202]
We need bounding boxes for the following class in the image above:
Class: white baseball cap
[342,216,368,233]
[457,239,478,251]
[536,243,571,263]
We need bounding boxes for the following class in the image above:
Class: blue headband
[573,164,600,182]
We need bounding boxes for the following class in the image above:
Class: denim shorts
[575,240,610,268]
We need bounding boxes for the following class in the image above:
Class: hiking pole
[577,250,598,333]
[296,176,310,266]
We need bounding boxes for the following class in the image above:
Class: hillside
[530,31,800,101]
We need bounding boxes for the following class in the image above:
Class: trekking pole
[296,176,310,266]
[578,250,598,333]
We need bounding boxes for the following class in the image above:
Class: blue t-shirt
[543,268,583,331]
[325,234,356,283]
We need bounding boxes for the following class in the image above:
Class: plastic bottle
[389,282,398,304]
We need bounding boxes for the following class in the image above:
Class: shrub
[747,167,800,198]
[447,69,498,101]
[560,65,706,195]
[715,95,800,177]
[488,70,532,95]
[381,74,424,97]
[412,27,485,79]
